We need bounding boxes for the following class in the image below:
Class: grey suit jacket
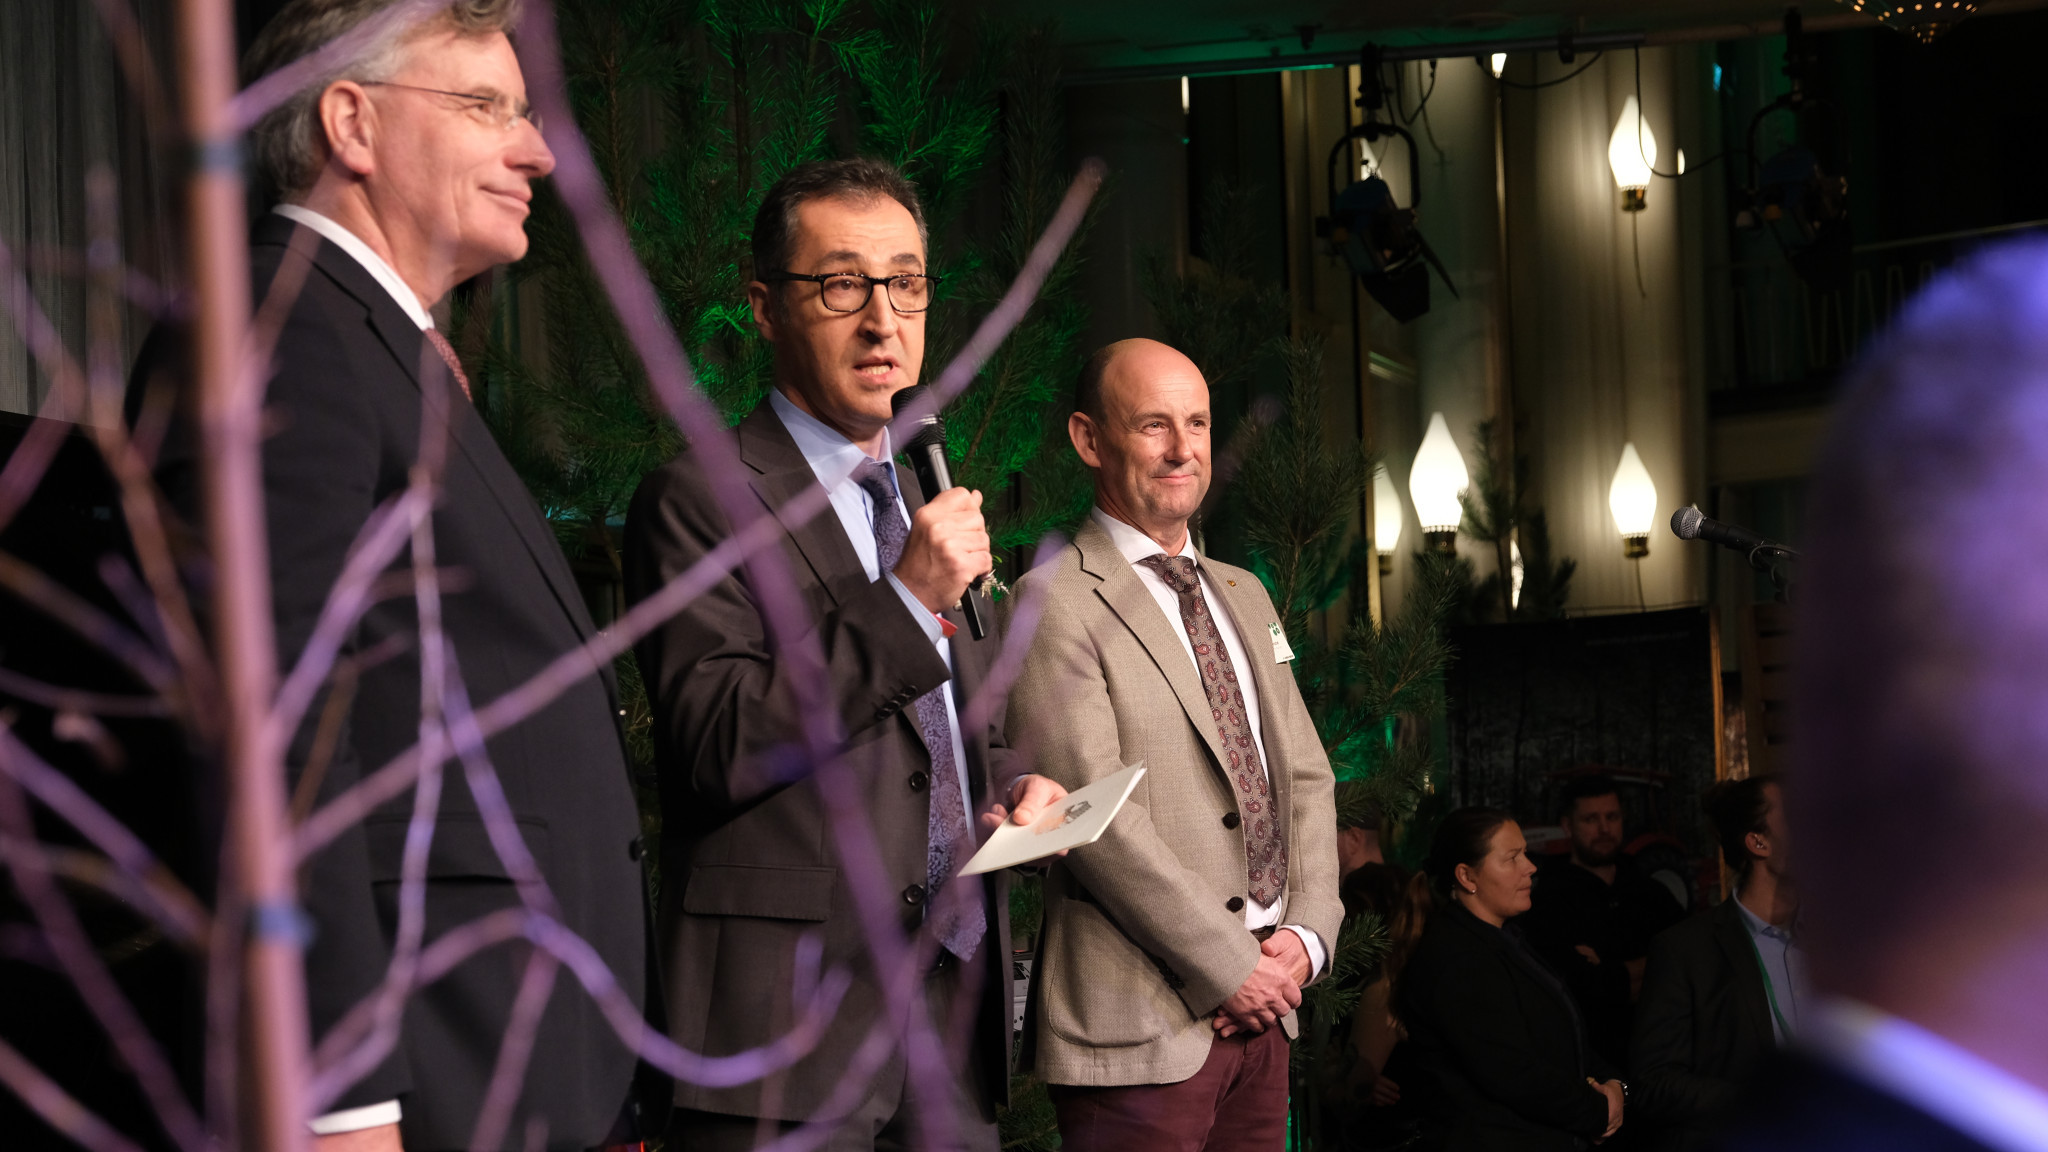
[1008,518,1342,1087]
[622,402,1017,1121]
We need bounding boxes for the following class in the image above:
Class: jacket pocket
[682,863,837,922]
[364,813,548,882]
[1043,896,1176,1048]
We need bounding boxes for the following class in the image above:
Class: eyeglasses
[359,81,542,134]
[763,271,939,314]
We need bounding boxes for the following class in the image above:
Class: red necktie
[423,327,471,401]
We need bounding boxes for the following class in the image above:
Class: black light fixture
[1314,44,1459,324]
[1734,10,1852,289]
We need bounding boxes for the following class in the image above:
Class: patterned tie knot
[852,458,896,506]
[1138,553,1200,594]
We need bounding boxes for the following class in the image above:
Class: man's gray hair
[242,0,522,205]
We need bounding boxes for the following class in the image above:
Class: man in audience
[1632,774,1796,1151]
[1714,240,2048,1150]
[1526,775,1686,1069]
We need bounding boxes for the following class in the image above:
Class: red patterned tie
[1137,554,1288,906]
[423,327,471,401]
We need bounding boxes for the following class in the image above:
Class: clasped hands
[1211,929,1311,1038]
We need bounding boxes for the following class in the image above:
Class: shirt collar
[1090,507,1195,565]
[1806,999,2048,1152]
[272,205,433,331]
[1732,891,1796,942]
[768,387,895,493]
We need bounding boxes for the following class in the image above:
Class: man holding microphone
[624,157,1064,1151]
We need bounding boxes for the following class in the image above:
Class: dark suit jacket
[1397,902,1616,1152]
[1710,1052,1997,1152]
[133,213,661,1150]
[622,401,1016,1122]
[1630,900,1776,1151]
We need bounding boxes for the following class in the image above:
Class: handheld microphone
[1669,505,1797,568]
[890,385,988,641]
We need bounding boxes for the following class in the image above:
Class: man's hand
[1593,1079,1625,1140]
[1368,1075,1401,1108]
[979,774,1069,841]
[895,488,990,613]
[1262,928,1312,985]
[1210,950,1303,1037]
[1574,943,1602,966]
[317,1124,402,1152]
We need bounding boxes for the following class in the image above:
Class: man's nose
[512,113,555,177]
[856,284,900,339]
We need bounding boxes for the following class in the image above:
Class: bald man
[1007,340,1342,1150]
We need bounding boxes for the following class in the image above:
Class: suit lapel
[259,215,599,646]
[1076,520,1232,775]
[738,406,872,609]
[1716,899,1776,1047]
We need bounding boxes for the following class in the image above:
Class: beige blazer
[1008,518,1343,1087]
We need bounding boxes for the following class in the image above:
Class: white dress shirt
[273,203,416,1138]
[1090,508,1326,978]
[1807,998,2048,1152]
[273,204,432,331]
[1732,895,1807,1043]
[769,388,976,836]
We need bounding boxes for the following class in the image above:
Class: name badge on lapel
[1268,621,1295,663]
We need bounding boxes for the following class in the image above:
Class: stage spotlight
[1315,44,1460,323]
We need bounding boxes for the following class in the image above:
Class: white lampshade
[1489,53,1507,78]
[1609,441,1658,541]
[1608,96,1656,207]
[1408,412,1470,535]
[1372,464,1404,555]
[1677,148,1687,175]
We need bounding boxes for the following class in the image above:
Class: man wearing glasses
[132,1,662,1149]
[624,157,1066,1150]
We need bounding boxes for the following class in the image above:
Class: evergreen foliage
[1454,418,1577,623]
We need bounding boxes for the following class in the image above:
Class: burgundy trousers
[1048,1028,1290,1152]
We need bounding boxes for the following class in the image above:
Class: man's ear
[746,281,777,342]
[1068,411,1100,467]
[317,81,378,179]
[1747,830,1771,860]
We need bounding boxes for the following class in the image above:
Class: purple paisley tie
[1137,554,1288,907]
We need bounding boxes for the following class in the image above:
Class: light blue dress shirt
[768,388,975,835]
[1734,894,1806,1043]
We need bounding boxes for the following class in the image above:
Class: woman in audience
[1336,862,1432,1149]
[1398,807,1628,1151]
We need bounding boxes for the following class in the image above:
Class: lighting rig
[1313,44,1459,323]
[1735,9,1853,289]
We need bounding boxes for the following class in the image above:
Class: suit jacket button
[909,771,929,791]
[903,884,928,906]
[627,837,643,862]
[1226,896,1245,913]
[1221,812,1241,830]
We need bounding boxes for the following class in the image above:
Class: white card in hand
[959,762,1146,876]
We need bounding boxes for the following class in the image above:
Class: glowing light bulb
[1408,413,1470,550]
[1489,53,1507,78]
[1608,95,1657,211]
[1373,464,1404,572]
[1609,442,1658,557]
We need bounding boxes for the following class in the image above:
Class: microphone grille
[1671,505,1704,540]
[889,384,946,453]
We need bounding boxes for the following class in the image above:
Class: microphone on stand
[1670,505,1798,569]
[891,385,988,641]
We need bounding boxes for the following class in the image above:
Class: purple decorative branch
[0,767,207,1152]
[0,667,170,718]
[0,1036,148,1152]
[465,949,558,1152]
[0,726,210,945]
[226,0,443,131]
